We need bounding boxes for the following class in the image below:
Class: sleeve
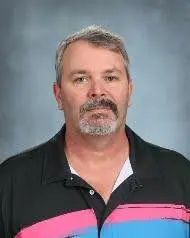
[184,160,190,238]
[0,190,7,237]
[0,163,12,238]
[188,181,190,238]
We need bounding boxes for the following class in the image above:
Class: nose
[88,80,106,99]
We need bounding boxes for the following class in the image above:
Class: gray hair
[55,25,130,85]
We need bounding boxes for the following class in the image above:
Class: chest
[12,176,189,238]
[15,208,189,238]
[70,158,132,203]
[81,171,118,203]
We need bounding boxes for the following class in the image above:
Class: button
[70,177,73,180]
[89,189,95,195]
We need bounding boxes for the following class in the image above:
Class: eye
[105,75,119,82]
[73,76,88,84]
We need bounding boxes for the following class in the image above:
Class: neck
[64,124,129,166]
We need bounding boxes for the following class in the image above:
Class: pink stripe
[15,209,96,238]
[106,204,190,224]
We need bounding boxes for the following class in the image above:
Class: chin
[78,119,119,136]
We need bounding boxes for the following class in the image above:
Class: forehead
[61,40,126,74]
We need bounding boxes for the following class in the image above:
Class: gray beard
[79,117,118,136]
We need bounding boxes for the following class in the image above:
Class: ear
[127,79,133,107]
[53,82,64,110]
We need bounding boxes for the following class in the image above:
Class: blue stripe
[100,219,189,238]
[68,219,189,237]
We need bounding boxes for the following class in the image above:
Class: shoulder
[128,126,190,178]
[130,128,190,201]
[0,131,59,189]
[0,144,43,187]
[146,140,190,171]
[141,139,190,185]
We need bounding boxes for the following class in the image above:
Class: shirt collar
[42,124,70,184]
[42,124,161,185]
[126,126,161,180]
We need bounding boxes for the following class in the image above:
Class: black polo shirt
[0,125,190,238]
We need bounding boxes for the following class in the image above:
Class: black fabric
[0,125,190,238]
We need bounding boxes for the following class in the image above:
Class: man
[0,26,190,238]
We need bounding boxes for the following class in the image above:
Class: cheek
[61,90,85,116]
[64,98,78,113]
[112,87,128,104]
[62,85,86,102]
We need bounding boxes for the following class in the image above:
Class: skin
[53,40,133,202]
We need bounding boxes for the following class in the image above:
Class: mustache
[80,98,118,117]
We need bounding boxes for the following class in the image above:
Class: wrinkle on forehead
[61,41,127,79]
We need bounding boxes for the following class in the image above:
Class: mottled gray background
[0,0,190,162]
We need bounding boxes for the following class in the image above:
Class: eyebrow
[69,68,122,77]
[69,70,89,78]
[103,68,122,74]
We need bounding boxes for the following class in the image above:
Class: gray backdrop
[0,0,190,162]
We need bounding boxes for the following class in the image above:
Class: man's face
[53,40,133,136]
